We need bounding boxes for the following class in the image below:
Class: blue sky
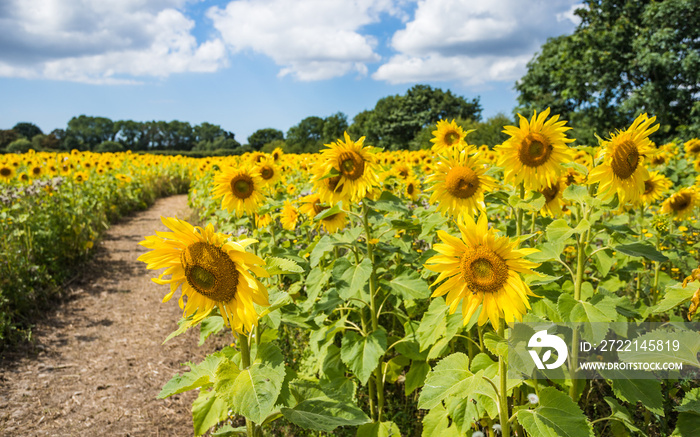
[0,0,581,144]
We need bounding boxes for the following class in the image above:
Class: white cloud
[207,0,402,81]
[373,0,580,86]
[0,0,228,84]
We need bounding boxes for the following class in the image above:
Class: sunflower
[0,164,15,182]
[639,171,672,205]
[314,132,380,204]
[73,171,89,183]
[685,139,700,159]
[661,188,699,219]
[424,213,540,329]
[404,177,421,202]
[430,119,473,153]
[30,165,43,178]
[271,147,284,162]
[255,158,280,187]
[255,213,272,228]
[213,167,266,216]
[587,114,659,204]
[539,178,566,217]
[425,147,497,220]
[497,108,574,190]
[280,201,299,231]
[393,162,412,180]
[138,217,269,333]
[298,194,347,233]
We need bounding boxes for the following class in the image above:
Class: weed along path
[0,194,228,436]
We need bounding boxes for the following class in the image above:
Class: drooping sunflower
[212,166,266,216]
[496,108,574,190]
[539,178,566,217]
[430,119,474,153]
[661,187,699,219]
[425,147,497,220]
[314,132,381,204]
[280,201,299,231]
[587,114,659,204]
[424,213,540,330]
[137,217,269,334]
[298,194,347,233]
[639,171,672,205]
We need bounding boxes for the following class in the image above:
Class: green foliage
[94,140,125,153]
[6,138,32,153]
[516,387,594,437]
[349,84,482,150]
[285,113,349,153]
[247,128,284,151]
[12,122,43,140]
[516,0,700,144]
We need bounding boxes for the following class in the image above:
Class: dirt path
[0,195,229,436]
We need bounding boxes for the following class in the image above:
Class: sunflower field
[4,109,700,436]
[0,150,196,342]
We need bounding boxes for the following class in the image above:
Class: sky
[0,0,582,144]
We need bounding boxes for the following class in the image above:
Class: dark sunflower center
[231,175,254,199]
[444,166,479,199]
[407,183,414,195]
[541,183,560,202]
[689,143,700,153]
[0,167,11,177]
[32,167,41,175]
[399,169,408,178]
[460,246,509,295]
[260,166,274,180]
[313,200,327,216]
[338,151,365,181]
[75,175,83,182]
[181,241,238,302]
[611,140,640,179]
[518,134,553,167]
[643,180,655,195]
[444,131,460,146]
[670,193,691,211]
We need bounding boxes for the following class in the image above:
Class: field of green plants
[3,111,700,436]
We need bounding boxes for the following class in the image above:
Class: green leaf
[356,421,402,437]
[527,241,565,262]
[594,249,615,278]
[337,258,373,301]
[421,403,462,437]
[302,267,331,311]
[372,191,409,214]
[562,184,590,204]
[675,388,700,436]
[228,363,286,423]
[604,397,645,436]
[340,329,387,384]
[653,281,699,313]
[281,398,371,432]
[601,369,664,416]
[614,242,669,262]
[211,424,247,436]
[618,329,700,369]
[199,316,225,346]
[314,203,343,221]
[265,257,304,275]
[483,331,508,357]
[405,360,430,396]
[558,293,616,344]
[389,270,431,300]
[417,298,447,351]
[546,219,575,243]
[310,235,334,267]
[192,389,229,437]
[418,353,474,410]
[159,354,224,398]
[516,387,594,437]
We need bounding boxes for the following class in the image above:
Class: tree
[248,128,284,151]
[286,116,325,153]
[349,85,482,150]
[12,122,42,139]
[321,112,349,144]
[66,116,115,149]
[6,138,32,153]
[0,130,20,150]
[94,140,125,153]
[516,0,700,144]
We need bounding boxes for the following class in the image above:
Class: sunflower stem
[569,235,586,400]
[516,183,525,237]
[362,202,385,422]
[497,323,511,437]
[238,331,257,436]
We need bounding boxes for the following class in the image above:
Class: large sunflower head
[639,171,672,205]
[424,213,540,330]
[314,132,381,204]
[0,163,15,182]
[430,119,474,153]
[587,113,659,204]
[212,166,266,216]
[138,217,269,334]
[496,108,574,190]
[425,147,498,220]
[661,187,699,219]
